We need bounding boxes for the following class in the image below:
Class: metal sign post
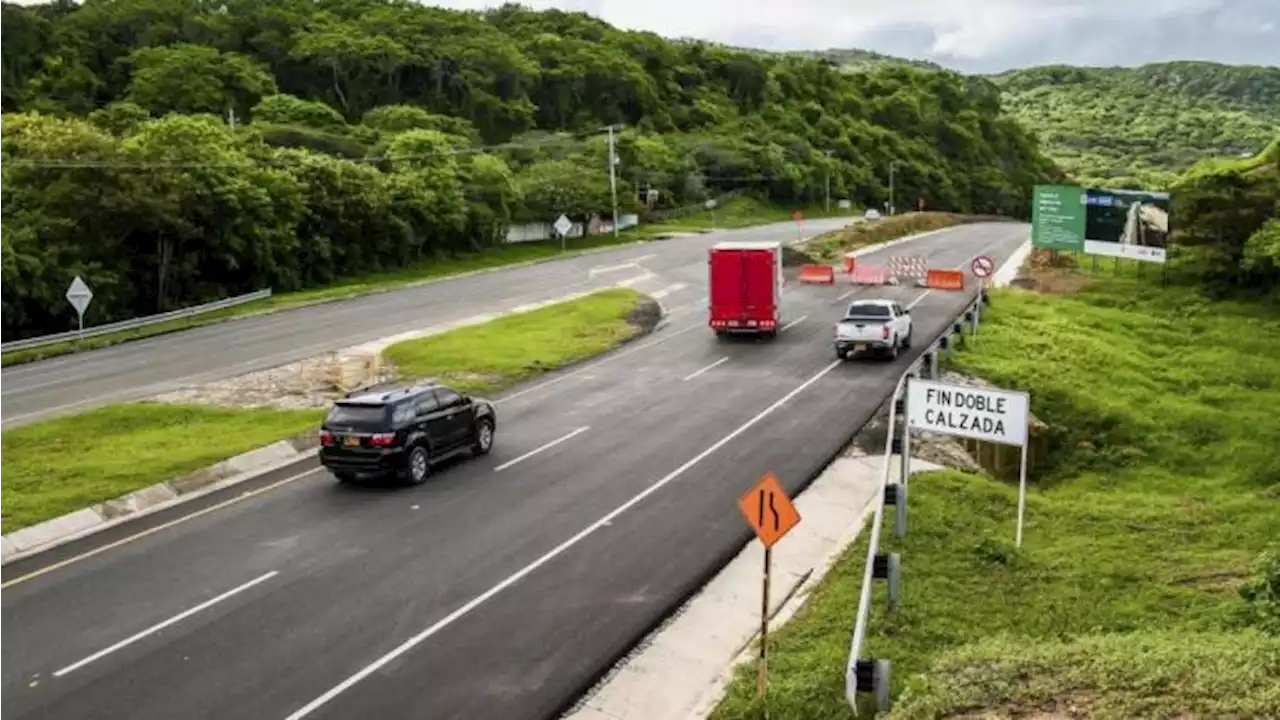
[65,276,94,338]
[553,214,572,253]
[906,377,1032,546]
[738,472,802,707]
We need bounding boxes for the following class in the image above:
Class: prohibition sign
[971,255,995,278]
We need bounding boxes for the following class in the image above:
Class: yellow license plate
[344,436,360,447]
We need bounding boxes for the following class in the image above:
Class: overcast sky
[431,0,1280,74]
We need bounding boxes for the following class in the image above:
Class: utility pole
[608,125,620,238]
[824,149,835,214]
[889,159,899,216]
[227,108,237,130]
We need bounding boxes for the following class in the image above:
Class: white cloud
[426,0,1280,72]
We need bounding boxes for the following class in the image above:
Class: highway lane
[2,222,1028,720]
[1,218,852,428]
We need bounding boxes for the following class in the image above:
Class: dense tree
[0,0,1061,340]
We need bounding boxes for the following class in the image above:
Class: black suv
[318,382,497,485]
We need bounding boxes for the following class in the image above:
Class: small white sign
[838,199,852,209]
[553,214,573,237]
[906,378,1029,447]
[65,275,94,316]
[704,199,717,210]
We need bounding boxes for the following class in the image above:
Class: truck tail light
[369,432,397,447]
[881,325,890,340]
[319,429,334,446]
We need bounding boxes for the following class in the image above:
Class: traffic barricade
[925,269,966,291]
[850,265,887,285]
[887,256,927,286]
[843,252,859,274]
[798,264,836,285]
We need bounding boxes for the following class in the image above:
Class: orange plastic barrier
[925,269,966,291]
[843,252,858,274]
[798,264,836,285]
[850,265,887,285]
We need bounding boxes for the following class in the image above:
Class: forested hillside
[992,62,1280,189]
[0,0,1058,341]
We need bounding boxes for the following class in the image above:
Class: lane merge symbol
[738,472,801,549]
[971,255,995,278]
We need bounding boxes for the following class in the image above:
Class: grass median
[1,233,650,368]
[630,195,853,238]
[1,288,655,534]
[711,278,1280,719]
[793,211,1013,264]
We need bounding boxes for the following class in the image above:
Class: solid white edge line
[781,315,809,332]
[282,359,844,720]
[681,357,730,382]
[906,290,932,309]
[493,426,591,472]
[53,570,280,677]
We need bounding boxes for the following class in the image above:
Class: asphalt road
[1,221,1029,720]
[1,219,851,428]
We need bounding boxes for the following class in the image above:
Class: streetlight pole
[608,124,620,238]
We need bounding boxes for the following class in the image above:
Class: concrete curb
[993,239,1033,288]
[1,434,320,566]
[1,287,663,568]
[562,453,941,720]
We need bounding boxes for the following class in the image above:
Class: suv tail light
[881,325,890,340]
[369,432,397,447]
[319,429,334,446]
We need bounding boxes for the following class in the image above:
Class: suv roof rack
[340,381,440,403]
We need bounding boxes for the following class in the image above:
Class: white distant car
[864,208,882,221]
[834,299,913,360]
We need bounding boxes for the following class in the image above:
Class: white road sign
[704,199,717,210]
[65,275,94,316]
[906,378,1029,447]
[553,214,573,237]
[838,199,852,209]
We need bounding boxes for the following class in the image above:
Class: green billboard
[1031,184,1170,263]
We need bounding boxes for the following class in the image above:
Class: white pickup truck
[834,299,913,360]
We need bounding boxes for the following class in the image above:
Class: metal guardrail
[1,288,273,353]
[844,288,989,714]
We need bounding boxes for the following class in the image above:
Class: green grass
[628,195,855,238]
[382,287,649,394]
[1,288,653,533]
[0,404,322,533]
[711,278,1280,719]
[1,233,650,368]
[797,212,1012,263]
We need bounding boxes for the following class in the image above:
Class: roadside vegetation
[992,61,1280,189]
[0,289,655,534]
[2,1,1055,347]
[711,277,1280,719]
[794,212,1011,264]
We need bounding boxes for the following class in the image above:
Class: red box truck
[708,241,783,338]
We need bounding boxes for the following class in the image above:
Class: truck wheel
[886,341,899,361]
[836,348,847,360]
[902,329,913,349]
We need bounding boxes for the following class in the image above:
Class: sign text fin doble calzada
[738,472,801,548]
[906,378,1029,447]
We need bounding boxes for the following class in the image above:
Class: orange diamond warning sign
[738,472,801,548]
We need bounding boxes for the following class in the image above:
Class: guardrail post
[884,484,906,538]
[873,553,901,610]
[854,659,893,713]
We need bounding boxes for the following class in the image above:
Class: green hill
[991,61,1280,189]
[0,0,1058,340]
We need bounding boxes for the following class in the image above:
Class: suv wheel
[404,445,431,486]
[472,419,494,455]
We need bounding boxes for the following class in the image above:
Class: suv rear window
[845,303,891,319]
[324,403,389,430]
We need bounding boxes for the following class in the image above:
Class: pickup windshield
[843,303,892,321]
